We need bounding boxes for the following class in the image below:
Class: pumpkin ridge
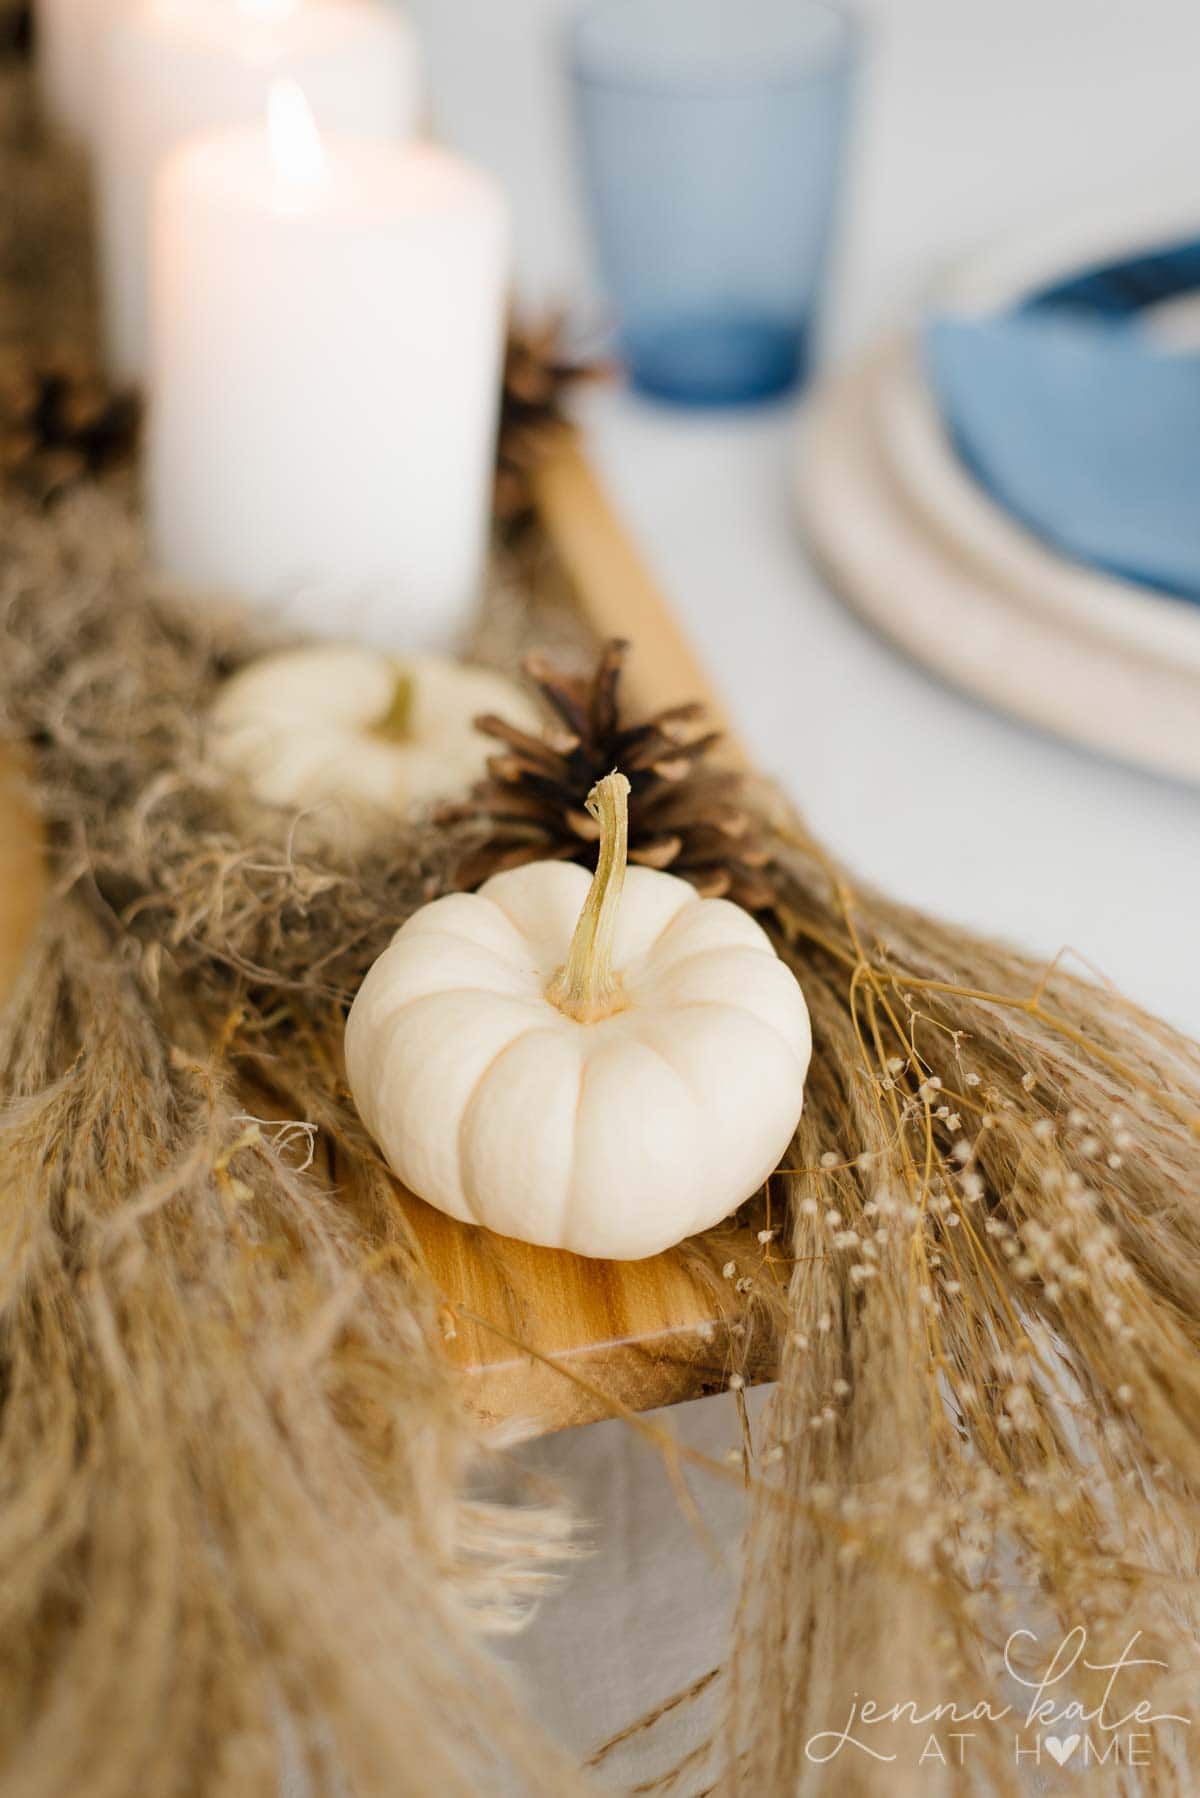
[620,896,766,986]
[455,1024,565,1225]
[561,1054,590,1248]
[618,1026,705,1118]
[597,1035,708,1244]
[642,999,811,1074]
[387,919,531,967]
[563,1033,698,1251]
[355,988,543,1148]
[614,887,702,981]
[371,986,542,1035]
[629,941,779,992]
[645,887,702,951]
[479,864,593,945]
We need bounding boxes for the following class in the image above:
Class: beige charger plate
[877,341,1200,678]
[801,338,1200,786]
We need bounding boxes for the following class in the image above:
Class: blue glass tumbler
[570,0,856,406]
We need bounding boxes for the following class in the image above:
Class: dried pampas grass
[721,847,1200,1794]
[0,495,592,1798]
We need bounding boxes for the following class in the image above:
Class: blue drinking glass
[569,0,856,406]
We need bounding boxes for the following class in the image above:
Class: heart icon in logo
[1044,1734,1081,1766]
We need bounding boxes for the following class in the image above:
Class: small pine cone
[494,316,608,535]
[0,0,31,58]
[438,639,779,912]
[0,357,141,505]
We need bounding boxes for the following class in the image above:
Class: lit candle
[35,0,123,144]
[148,83,510,649]
[96,0,420,381]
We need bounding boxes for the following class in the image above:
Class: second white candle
[98,0,420,381]
[149,86,510,649]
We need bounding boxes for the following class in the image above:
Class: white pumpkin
[208,645,541,833]
[346,771,811,1259]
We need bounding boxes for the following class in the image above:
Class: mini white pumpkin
[208,645,541,832]
[346,771,811,1259]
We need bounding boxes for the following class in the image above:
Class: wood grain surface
[533,439,748,765]
[0,752,46,1000]
[0,443,773,1433]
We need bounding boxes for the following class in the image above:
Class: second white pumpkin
[346,772,811,1259]
[208,644,541,834]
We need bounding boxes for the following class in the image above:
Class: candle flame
[267,80,327,187]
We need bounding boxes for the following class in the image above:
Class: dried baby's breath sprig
[712,836,1200,1795]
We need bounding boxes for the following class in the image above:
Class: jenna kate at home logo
[803,1627,1191,1771]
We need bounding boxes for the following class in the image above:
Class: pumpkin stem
[547,769,630,1024]
[372,668,414,741]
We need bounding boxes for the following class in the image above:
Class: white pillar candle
[35,0,123,144]
[97,0,420,381]
[149,84,510,649]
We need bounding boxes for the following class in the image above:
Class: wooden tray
[0,443,774,1434]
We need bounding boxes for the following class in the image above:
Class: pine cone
[494,316,607,535]
[439,640,778,910]
[0,357,141,504]
[0,0,31,58]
